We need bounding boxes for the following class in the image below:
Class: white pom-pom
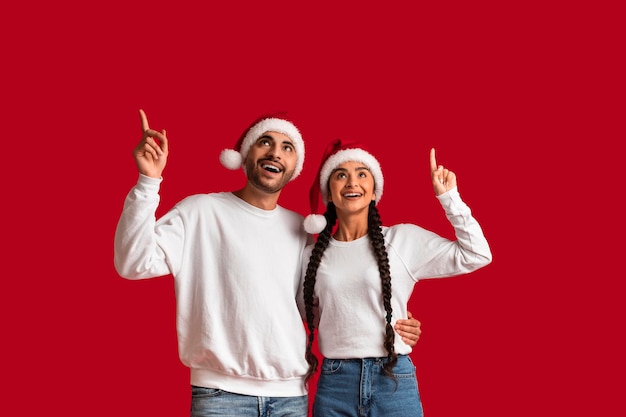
[304,214,327,234]
[219,149,242,170]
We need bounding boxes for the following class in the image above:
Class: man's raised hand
[133,109,169,178]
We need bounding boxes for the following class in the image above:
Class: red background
[2,1,623,416]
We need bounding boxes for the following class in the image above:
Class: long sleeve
[387,186,492,280]
[114,174,179,279]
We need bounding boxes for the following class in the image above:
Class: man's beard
[246,161,294,194]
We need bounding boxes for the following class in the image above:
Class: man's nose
[267,143,283,159]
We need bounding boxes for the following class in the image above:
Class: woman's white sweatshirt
[299,187,492,359]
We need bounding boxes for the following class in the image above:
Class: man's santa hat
[219,112,304,180]
[303,138,384,234]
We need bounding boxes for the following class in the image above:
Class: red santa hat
[304,138,384,234]
[219,112,305,180]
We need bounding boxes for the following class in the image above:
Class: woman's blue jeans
[313,355,424,417]
[190,386,308,417]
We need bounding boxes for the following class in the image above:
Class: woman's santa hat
[304,138,384,234]
[219,112,305,180]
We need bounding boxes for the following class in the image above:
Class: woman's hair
[303,200,397,382]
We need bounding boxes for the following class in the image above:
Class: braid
[368,201,398,380]
[303,203,338,383]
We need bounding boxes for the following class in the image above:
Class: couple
[114,110,492,417]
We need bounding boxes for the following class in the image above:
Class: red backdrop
[2,1,623,416]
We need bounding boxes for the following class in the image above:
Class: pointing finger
[430,148,437,172]
[139,109,149,132]
[161,129,169,153]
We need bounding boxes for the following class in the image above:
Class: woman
[299,139,492,416]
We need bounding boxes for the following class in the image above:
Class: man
[114,110,422,416]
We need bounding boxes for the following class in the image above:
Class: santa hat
[219,112,305,180]
[303,138,384,234]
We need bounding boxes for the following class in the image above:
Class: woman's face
[328,161,376,215]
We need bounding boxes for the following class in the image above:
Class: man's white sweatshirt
[114,175,310,396]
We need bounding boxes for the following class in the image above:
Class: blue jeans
[313,355,424,417]
[190,386,308,417]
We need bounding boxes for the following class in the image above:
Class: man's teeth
[262,164,281,173]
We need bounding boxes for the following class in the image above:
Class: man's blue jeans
[190,386,308,417]
[313,355,424,417]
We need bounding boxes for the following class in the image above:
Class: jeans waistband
[323,354,410,364]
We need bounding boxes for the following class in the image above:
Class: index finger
[430,148,437,172]
[139,109,149,132]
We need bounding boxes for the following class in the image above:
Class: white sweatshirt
[299,187,492,359]
[114,174,310,396]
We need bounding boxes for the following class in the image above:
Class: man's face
[244,131,298,194]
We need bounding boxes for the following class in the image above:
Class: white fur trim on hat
[304,214,327,234]
[220,117,305,180]
[319,148,384,206]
